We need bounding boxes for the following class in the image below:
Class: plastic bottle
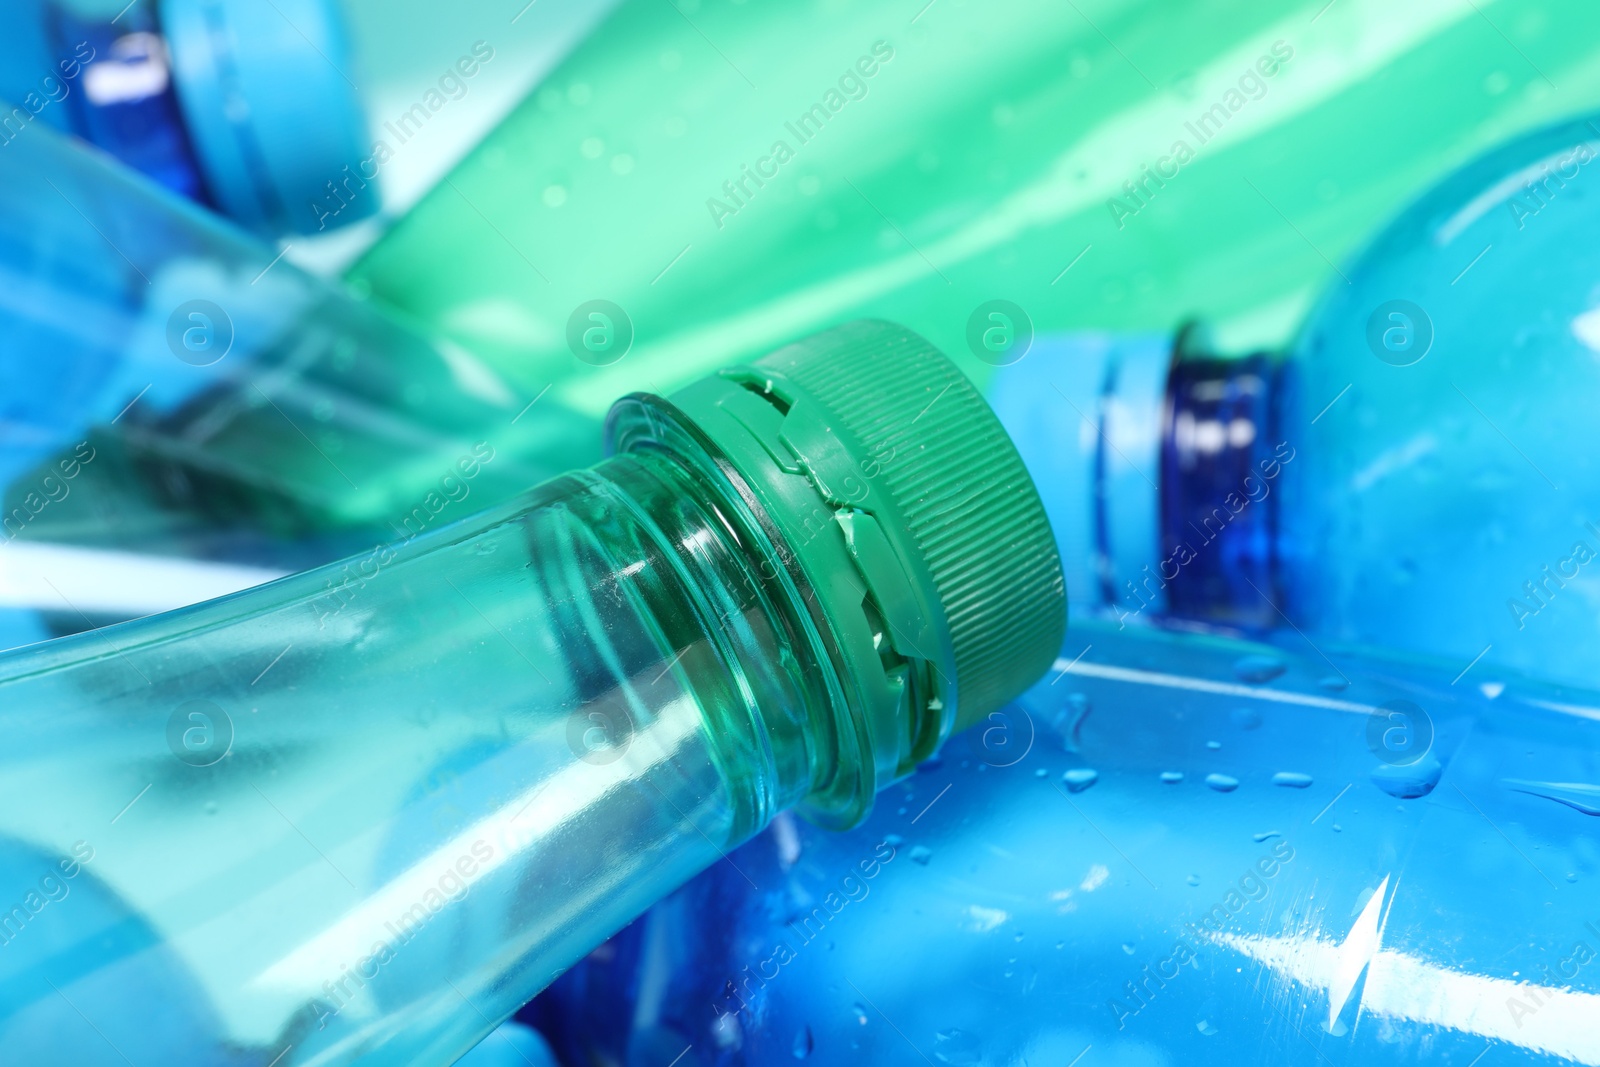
[347,0,1600,433]
[0,321,1065,1067]
[0,116,594,648]
[989,111,1600,691]
[2,0,624,254]
[536,615,1600,1067]
[0,0,376,235]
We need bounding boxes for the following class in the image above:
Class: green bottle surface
[350,0,1600,422]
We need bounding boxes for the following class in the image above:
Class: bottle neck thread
[588,444,856,841]
[1157,340,1286,628]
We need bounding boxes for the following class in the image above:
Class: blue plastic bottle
[538,618,1600,1066]
[0,0,374,235]
[987,112,1600,694]
[0,119,591,651]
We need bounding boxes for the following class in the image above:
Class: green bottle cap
[608,321,1064,824]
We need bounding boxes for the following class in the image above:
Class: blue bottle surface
[1281,113,1600,692]
[991,112,1600,693]
[0,120,594,651]
[0,0,376,234]
[540,619,1600,1066]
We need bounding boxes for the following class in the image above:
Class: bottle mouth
[605,391,889,830]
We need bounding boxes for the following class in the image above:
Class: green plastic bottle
[0,323,1063,1067]
[349,0,1600,427]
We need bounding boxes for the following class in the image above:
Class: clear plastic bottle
[0,322,1065,1067]
[537,616,1600,1067]
[990,112,1600,690]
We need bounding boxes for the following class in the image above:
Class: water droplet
[851,1003,869,1026]
[1121,942,1136,955]
[1230,706,1263,730]
[1034,767,1048,778]
[1252,830,1282,843]
[1160,771,1184,784]
[1233,654,1286,684]
[1332,823,1343,832]
[1317,675,1349,691]
[1062,768,1099,793]
[932,1028,981,1065]
[1370,755,1442,799]
[884,834,904,847]
[1186,873,1201,886]
[1568,872,1580,883]
[1205,773,1239,793]
[910,845,933,866]
[1272,772,1314,789]
[1205,740,1222,750]
[792,1025,813,1058]
[1480,681,1506,700]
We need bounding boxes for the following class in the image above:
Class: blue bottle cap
[160,0,376,235]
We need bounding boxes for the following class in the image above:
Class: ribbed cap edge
[756,320,1065,728]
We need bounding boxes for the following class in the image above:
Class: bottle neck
[49,4,214,205]
[0,443,858,1059]
[991,329,1287,629]
[1157,342,1286,629]
[590,445,857,840]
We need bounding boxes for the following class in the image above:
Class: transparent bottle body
[0,122,595,646]
[541,617,1600,1067]
[0,447,820,1066]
